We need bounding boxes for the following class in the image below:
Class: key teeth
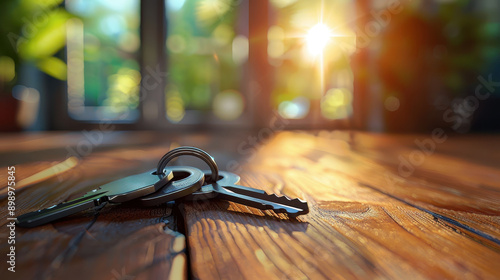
[266,192,308,207]
[253,202,294,214]
[225,185,309,216]
[263,193,309,216]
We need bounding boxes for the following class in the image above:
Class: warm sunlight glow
[306,23,332,56]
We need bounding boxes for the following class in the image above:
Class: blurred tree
[0,0,72,86]
[367,0,499,132]
[0,0,72,130]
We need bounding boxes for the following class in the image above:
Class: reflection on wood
[0,144,186,280]
[0,131,499,279]
[0,157,79,196]
[183,131,500,279]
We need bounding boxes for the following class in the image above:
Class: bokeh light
[166,88,186,123]
[103,68,141,111]
[213,24,234,46]
[167,34,187,53]
[0,56,16,83]
[268,26,286,59]
[384,96,400,112]
[196,0,232,24]
[321,88,352,120]
[99,15,126,38]
[119,32,140,52]
[270,0,298,9]
[12,86,40,128]
[213,90,244,120]
[167,34,186,53]
[278,96,310,119]
[232,35,249,65]
[167,0,186,11]
[268,41,285,59]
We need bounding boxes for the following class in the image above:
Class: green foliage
[167,0,240,110]
[0,0,71,87]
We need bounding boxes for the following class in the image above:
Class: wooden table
[1,131,499,279]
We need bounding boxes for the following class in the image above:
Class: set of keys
[16,146,309,227]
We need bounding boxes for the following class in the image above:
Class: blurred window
[268,0,356,122]
[62,0,356,127]
[66,0,141,121]
[165,0,249,123]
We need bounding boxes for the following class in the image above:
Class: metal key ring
[156,146,219,182]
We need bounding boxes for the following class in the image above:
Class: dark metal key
[16,169,174,227]
[183,170,309,217]
[138,166,205,206]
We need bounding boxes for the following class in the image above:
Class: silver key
[183,170,309,217]
[138,166,205,206]
[16,169,174,227]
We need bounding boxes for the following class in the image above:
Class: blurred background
[0,0,499,133]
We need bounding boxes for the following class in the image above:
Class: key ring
[157,146,219,182]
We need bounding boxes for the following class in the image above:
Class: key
[16,169,174,227]
[138,166,205,206]
[156,146,219,183]
[183,170,309,217]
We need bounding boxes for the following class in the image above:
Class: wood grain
[182,131,500,279]
[0,139,186,280]
[1,131,500,280]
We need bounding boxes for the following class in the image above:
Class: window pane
[66,0,140,121]
[165,0,248,123]
[269,0,356,120]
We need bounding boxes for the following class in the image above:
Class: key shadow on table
[179,200,310,234]
[15,202,174,239]
[26,198,309,238]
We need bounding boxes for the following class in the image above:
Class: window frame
[51,0,353,131]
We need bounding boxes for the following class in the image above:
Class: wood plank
[256,131,500,240]
[182,131,500,279]
[2,131,500,279]
[182,171,500,279]
[0,144,186,280]
[47,204,186,280]
[314,132,500,240]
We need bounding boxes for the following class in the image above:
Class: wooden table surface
[1,130,499,280]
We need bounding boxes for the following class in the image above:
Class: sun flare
[305,23,332,56]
